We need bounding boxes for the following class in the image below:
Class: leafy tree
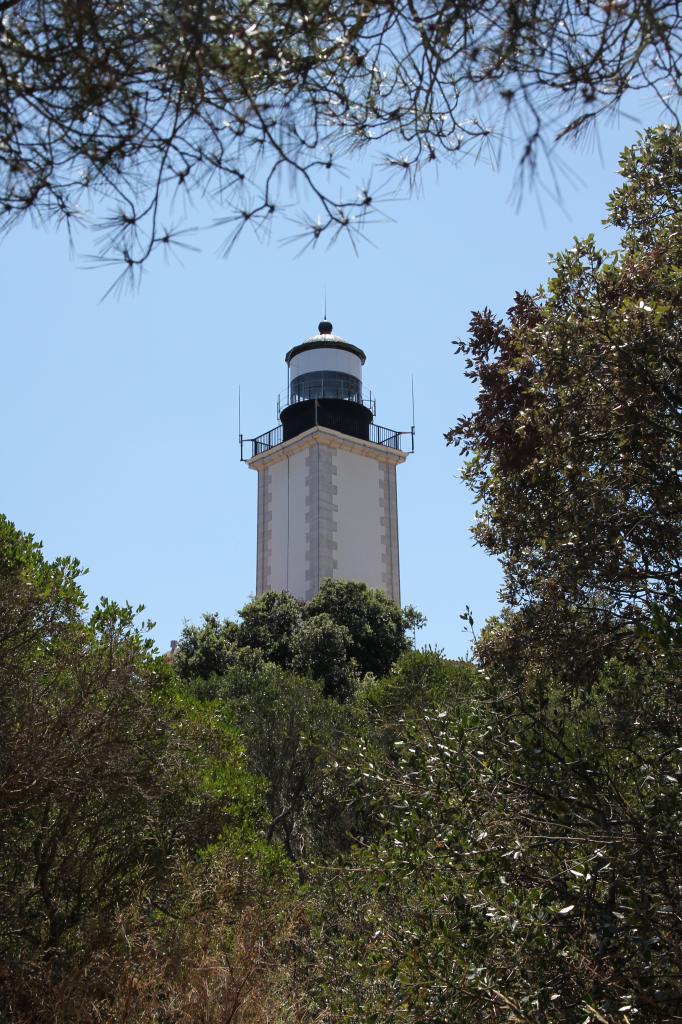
[0,516,262,971]
[178,595,430,862]
[296,132,682,1022]
[306,578,413,677]
[291,612,357,701]
[1,2,680,277]
[308,655,682,1023]
[360,647,476,718]
[0,513,84,673]
[177,580,416,693]
[173,610,239,681]
[448,126,682,664]
[237,590,304,667]
[195,657,355,862]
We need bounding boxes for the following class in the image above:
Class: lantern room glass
[289,370,361,404]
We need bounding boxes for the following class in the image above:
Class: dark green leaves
[449,127,682,671]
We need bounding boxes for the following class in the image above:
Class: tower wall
[250,426,405,603]
[256,448,308,598]
[333,447,386,596]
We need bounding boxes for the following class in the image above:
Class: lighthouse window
[290,370,361,403]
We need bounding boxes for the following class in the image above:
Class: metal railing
[241,421,414,459]
[240,424,283,460]
[369,423,402,449]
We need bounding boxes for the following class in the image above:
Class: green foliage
[308,655,682,1022]
[448,126,682,668]
[291,612,358,701]
[174,583,418,860]
[237,590,304,667]
[306,578,413,677]
[0,513,87,670]
[360,648,478,717]
[178,578,416,695]
[226,663,356,861]
[183,652,362,862]
[608,125,682,245]
[5,494,681,1021]
[0,516,265,975]
[173,610,239,681]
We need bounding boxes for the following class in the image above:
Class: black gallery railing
[240,421,413,460]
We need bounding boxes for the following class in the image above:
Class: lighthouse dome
[279,321,373,442]
[285,320,366,402]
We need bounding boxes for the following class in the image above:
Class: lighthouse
[241,320,412,604]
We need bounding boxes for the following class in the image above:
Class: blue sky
[0,104,657,657]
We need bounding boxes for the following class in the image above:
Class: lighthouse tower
[241,320,412,604]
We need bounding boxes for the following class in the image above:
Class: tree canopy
[448,125,682,669]
[0,514,267,994]
[2,1,681,280]
[175,578,418,699]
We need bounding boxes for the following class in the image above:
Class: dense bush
[176,577,419,699]
[0,516,275,1020]
[306,655,682,1022]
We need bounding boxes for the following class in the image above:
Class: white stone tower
[241,320,412,603]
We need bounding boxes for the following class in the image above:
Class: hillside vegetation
[2,128,681,1023]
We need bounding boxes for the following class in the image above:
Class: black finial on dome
[318,319,333,335]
